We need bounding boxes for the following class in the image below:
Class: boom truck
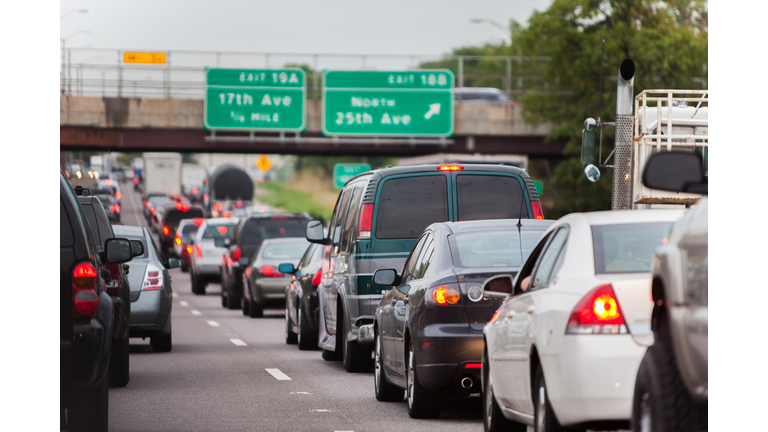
[205,164,254,217]
[141,153,182,200]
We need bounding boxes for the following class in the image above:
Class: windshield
[260,241,310,260]
[592,222,673,274]
[203,223,237,247]
[448,230,546,268]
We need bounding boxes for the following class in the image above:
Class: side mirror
[167,258,182,269]
[130,240,144,257]
[482,274,513,295]
[373,268,399,286]
[306,219,328,244]
[584,164,601,183]
[224,238,232,248]
[581,117,597,166]
[278,263,296,275]
[105,238,133,264]
[642,151,707,195]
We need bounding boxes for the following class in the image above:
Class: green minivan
[305,163,543,372]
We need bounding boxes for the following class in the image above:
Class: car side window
[412,234,435,280]
[298,244,317,271]
[60,199,74,247]
[530,227,569,290]
[402,235,428,284]
[512,231,553,295]
[340,187,362,253]
[330,190,351,246]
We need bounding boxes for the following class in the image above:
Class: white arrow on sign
[424,103,441,120]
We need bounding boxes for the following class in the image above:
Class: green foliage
[258,181,333,221]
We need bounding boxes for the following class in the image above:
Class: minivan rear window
[457,175,525,221]
[164,208,205,227]
[376,175,448,239]
[241,218,308,244]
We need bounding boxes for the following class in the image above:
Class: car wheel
[181,263,189,273]
[297,308,317,351]
[533,365,579,432]
[68,365,108,432]
[151,324,172,353]
[483,348,525,432]
[248,295,263,318]
[341,308,372,372]
[406,340,441,418]
[321,347,341,361]
[192,274,206,295]
[632,339,707,432]
[241,295,250,316]
[109,337,130,388]
[285,309,298,344]
[374,328,405,402]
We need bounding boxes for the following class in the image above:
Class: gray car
[242,237,310,319]
[113,225,180,352]
[189,218,239,295]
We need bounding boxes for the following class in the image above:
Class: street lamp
[61,9,87,21]
[61,30,90,95]
[470,18,510,44]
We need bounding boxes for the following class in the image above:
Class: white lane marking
[179,301,189,307]
[191,310,201,316]
[207,321,220,327]
[265,368,292,380]
[230,338,247,346]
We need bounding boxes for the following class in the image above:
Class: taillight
[116,192,122,200]
[259,265,283,277]
[358,203,373,239]
[163,226,170,236]
[214,203,223,211]
[186,245,193,255]
[218,226,228,235]
[72,262,99,317]
[430,285,460,305]
[193,218,204,226]
[150,208,156,216]
[110,205,115,212]
[464,363,482,369]
[196,244,202,258]
[531,201,544,220]
[311,270,322,287]
[232,247,241,262]
[203,193,208,200]
[566,284,627,335]
[175,235,182,245]
[115,203,120,213]
[176,203,190,211]
[437,164,463,171]
[105,263,120,291]
[142,264,164,290]
[134,178,139,185]
[222,212,230,218]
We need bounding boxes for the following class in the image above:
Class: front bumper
[413,323,484,393]
[129,290,172,336]
[543,335,646,425]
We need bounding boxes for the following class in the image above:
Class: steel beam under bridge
[59,127,567,157]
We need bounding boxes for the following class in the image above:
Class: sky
[60,0,553,69]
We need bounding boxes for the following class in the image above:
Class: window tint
[457,175,525,221]
[164,209,205,227]
[298,243,319,270]
[592,222,672,274]
[341,187,362,253]
[82,205,102,246]
[60,199,74,247]
[531,228,568,289]
[260,241,310,260]
[413,235,435,280]
[241,218,308,244]
[331,190,352,245]
[376,175,448,239]
[403,235,427,283]
[448,230,546,268]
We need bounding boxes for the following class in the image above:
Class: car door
[324,189,351,337]
[509,226,569,412]
[682,198,708,390]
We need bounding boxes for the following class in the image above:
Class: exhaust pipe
[616,58,635,116]
[461,377,473,389]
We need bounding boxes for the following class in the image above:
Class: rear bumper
[129,290,171,336]
[61,317,110,391]
[413,324,484,393]
[254,277,291,304]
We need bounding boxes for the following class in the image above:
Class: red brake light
[431,286,460,305]
[203,193,208,200]
[193,218,204,226]
[143,200,148,207]
[271,216,287,220]
[72,262,99,317]
[175,236,182,246]
[237,201,242,207]
[115,203,120,213]
[193,186,198,194]
[142,265,164,290]
[531,201,544,220]
[110,205,115,212]
[222,212,230,218]
[464,363,482,369]
[214,203,223,211]
[232,247,241,262]
[163,226,170,236]
[186,245,193,254]
[150,208,156,216]
[311,270,322,287]
[73,262,98,288]
[566,284,627,334]
[438,164,463,171]
[260,265,283,278]
[134,178,139,185]
[176,202,189,211]
[116,192,122,200]
[217,226,228,235]
[196,244,202,258]
[358,203,373,239]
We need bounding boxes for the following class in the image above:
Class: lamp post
[469,18,511,45]
[61,31,90,95]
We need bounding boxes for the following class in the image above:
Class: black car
[157,203,205,254]
[76,193,133,387]
[365,219,553,418]
[61,173,133,431]
[282,242,325,350]
[220,213,311,310]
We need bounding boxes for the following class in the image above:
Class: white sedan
[482,209,684,432]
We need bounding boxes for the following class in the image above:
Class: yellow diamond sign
[256,155,272,172]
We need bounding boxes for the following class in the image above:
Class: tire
[533,365,581,432]
[322,347,341,361]
[483,348,525,432]
[151,325,172,353]
[406,340,441,418]
[68,365,109,432]
[632,339,708,432]
[192,273,206,295]
[285,309,298,344]
[341,308,373,372]
[374,328,405,402]
[241,296,250,315]
[109,337,130,388]
[297,308,317,351]
[181,263,189,273]
[248,296,264,318]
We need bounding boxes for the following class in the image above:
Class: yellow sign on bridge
[123,52,167,64]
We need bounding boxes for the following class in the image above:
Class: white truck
[142,153,182,199]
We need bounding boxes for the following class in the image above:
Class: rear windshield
[164,208,205,227]
[260,241,310,260]
[375,175,448,239]
[457,175,525,221]
[240,218,308,244]
[449,230,545,268]
[60,200,74,247]
[203,223,237,247]
[592,222,672,274]
[179,224,199,241]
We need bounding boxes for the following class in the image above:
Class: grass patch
[259,181,334,221]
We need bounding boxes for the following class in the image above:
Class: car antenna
[516,193,525,265]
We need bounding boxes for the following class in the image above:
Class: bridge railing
[59,47,559,100]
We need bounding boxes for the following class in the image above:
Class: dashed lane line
[191,310,201,316]
[207,321,220,327]
[230,338,247,346]
[179,301,189,307]
[265,368,292,380]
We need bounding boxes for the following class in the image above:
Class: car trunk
[597,273,654,346]
[453,267,517,332]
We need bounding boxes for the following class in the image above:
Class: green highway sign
[322,70,454,137]
[333,163,371,189]
[204,68,306,131]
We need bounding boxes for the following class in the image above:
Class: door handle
[403,298,409,305]
[526,305,535,314]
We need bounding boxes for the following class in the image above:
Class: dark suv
[220,213,311,309]
[61,173,133,431]
[76,193,133,387]
[157,203,205,254]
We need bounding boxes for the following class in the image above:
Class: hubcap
[485,368,493,426]
[639,391,651,432]
[407,346,415,408]
[536,383,546,431]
